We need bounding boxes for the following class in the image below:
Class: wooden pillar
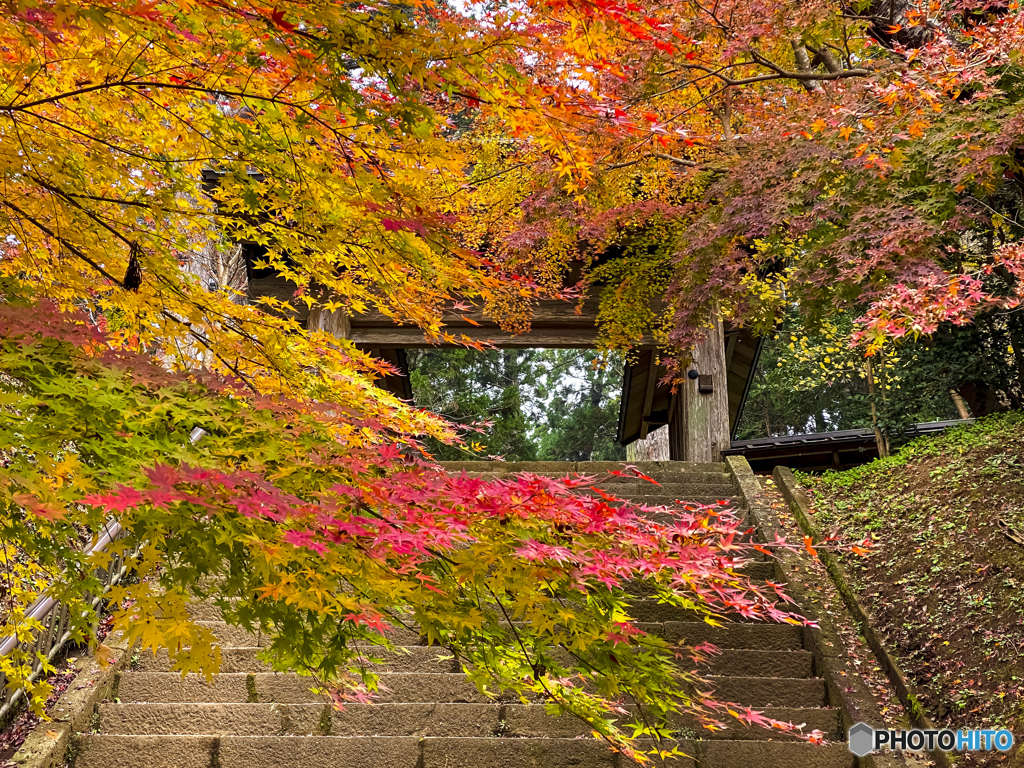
[669,319,731,462]
[627,425,670,462]
[307,304,351,338]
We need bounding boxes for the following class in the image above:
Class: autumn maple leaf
[269,8,296,31]
[12,493,67,521]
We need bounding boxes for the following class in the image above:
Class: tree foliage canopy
[0,0,1020,754]
[0,298,803,759]
[455,0,1024,374]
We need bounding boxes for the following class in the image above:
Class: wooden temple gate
[247,261,762,463]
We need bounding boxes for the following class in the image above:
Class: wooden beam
[724,330,739,370]
[308,304,351,338]
[348,326,661,348]
[349,299,607,328]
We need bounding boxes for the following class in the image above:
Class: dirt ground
[799,413,1024,767]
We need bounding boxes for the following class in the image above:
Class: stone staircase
[73,461,855,768]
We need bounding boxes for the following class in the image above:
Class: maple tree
[0,3,828,747]
[455,0,1024,373]
[0,297,813,759]
[5,0,1015,753]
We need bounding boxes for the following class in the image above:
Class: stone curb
[11,630,136,768]
[724,457,910,768]
[774,465,951,768]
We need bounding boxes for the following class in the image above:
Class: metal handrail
[0,521,140,722]
[0,427,205,722]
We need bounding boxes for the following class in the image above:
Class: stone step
[625,561,775,583]
[590,479,737,494]
[660,621,801,651]
[471,473,737,483]
[74,733,853,768]
[592,471,733,485]
[627,489,744,505]
[187,605,801,650]
[459,478,741,499]
[642,512,753,531]
[700,649,814,678]
[135,647,457,674]
[703,676,827,709]
[135,644,812,678]
[736,560,776,580]
[95,702,840,741]
[623,561,774,597]
[195,621,263,646]
[187,601,235,622]
[120,669,826,709]
[119,658,828,706]
[182,596,794,652]
[72,734,673,768]
[602,477,737,491]
[116,672,510,705]
[189,614,416,645]
[626,600,789,624]
[630,495,744,508]
[698,740,853,768]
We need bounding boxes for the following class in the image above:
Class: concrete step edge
[702,675,828,709]
[93,702,840,741]
[73,734,853,768]
[134,646,814,677]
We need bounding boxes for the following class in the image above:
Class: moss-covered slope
[803,414,1024,766]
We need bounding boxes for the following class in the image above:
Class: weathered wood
[669,319,731,462]
[724,330,739,369]
[349,299,609,328]
[618,325,760,445]
[249,275,309,325]
[626,424,670,461]
[307,304,351,338]
[348,326,662,348]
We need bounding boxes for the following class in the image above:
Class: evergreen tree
[408,348,626,461]
[535,350,626,462]
[408,349,541,461]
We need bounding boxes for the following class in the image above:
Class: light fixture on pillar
[687,368,713,394]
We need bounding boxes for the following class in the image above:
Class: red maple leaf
[269,8,296,32]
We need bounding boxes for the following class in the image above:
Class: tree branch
[605,152,699,171]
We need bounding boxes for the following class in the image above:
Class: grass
[799,413,1024,767]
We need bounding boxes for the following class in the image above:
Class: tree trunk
[950,389,972,420]
[580,371,606,461]
[864,359,890,458]
[816,411,828,432]
[1007,324,1024,403]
